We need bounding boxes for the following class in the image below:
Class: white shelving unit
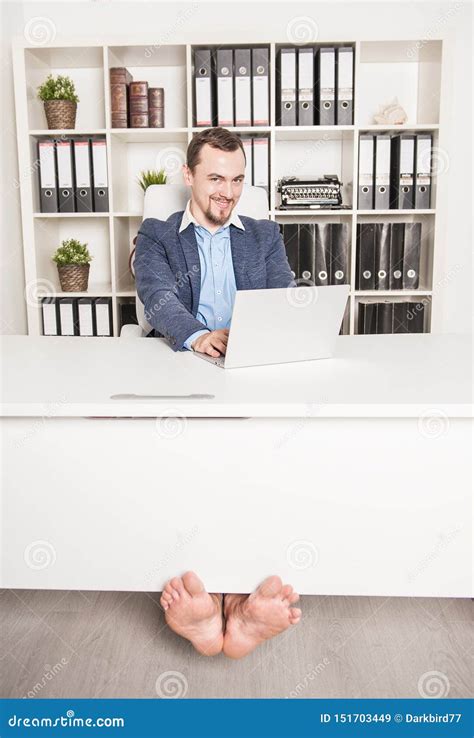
[12,38,443,337]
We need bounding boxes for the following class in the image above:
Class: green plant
[37,74,79,103]
[52,239,92,266]
[137,169,167,191]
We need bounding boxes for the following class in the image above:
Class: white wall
[1,0,472,335]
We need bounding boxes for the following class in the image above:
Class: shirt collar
[178,198,245,233]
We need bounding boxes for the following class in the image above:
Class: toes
[182,571,205,596]
[289,607,302,623]
[162,592,173,604]
[281,584,293,601]
[170,577,184,597]
[289,592,300,604]
[258,575,283,598]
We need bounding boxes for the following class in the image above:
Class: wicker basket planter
[57,264,90,292]
[44,100,77,129]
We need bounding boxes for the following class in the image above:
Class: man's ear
[182,164,193,186]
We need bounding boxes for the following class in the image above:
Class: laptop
[193,284,350,369]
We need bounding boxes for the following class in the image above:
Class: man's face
[182,143,246,227]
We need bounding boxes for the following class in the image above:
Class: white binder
[78,298,94,336]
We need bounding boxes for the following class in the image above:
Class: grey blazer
[134,210,295,351]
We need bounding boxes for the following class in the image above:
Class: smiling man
[133,127,300,659]
[134,126,295,357]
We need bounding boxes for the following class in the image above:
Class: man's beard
[205,197,233,225]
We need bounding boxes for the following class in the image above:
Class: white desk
[1,333,472,596]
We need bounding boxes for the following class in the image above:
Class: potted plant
[37,74,79,129]
[136,169,167,192]
[52,238,93,292]
[129,169,168,278]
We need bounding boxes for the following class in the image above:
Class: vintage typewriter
[277,175,348,209]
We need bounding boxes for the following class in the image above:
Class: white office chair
[120,183,271,338]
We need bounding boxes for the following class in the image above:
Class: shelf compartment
[357,41,442,126]
[356,212,436,292]
[33,216,112,295]
[109,134,187,213]
[274,131,354,210]
[24,46,105,131]
[107,45,187,129]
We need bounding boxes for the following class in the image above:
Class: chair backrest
[134,184,270,334]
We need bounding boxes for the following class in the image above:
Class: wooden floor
[0,589,471,699]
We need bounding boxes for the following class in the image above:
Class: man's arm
[134,218,207,351]
[265,222,297,288]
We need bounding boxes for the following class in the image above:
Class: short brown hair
[186,127,246,173]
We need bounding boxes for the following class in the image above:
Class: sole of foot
[160,571,223,656]
[223,575,301,659]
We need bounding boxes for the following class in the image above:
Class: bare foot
[223,575,301,659]
[160,571,223,656]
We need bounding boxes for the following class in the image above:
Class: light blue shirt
[180,200,245,351]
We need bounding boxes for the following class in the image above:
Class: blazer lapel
[230,224,248,289]
[177,223,201,313]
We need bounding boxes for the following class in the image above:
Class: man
[134,127,301,659]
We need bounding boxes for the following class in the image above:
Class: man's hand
[192,329,229,358]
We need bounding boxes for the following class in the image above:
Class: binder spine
[358,135,374,210]
[356,223,376,290]
[402,222,421,289]
[415,134,432,209]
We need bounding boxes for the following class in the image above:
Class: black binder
[38,139,58,213]
[376,301,394,334]
[41,297,60,335]
[356,223,376,290]
[358,134,374,209]
[328,223,349,285]
[393,301,409,333]
[58,297,79,336]
[336,47,354,125]
[194,49,215,127]
[91,137,109,212]
[297,47,315,125]
[407,301,425,332]
[358,301,377,334]
[375,223,390,290]
[403,222,421,289]
[389,222,404,290]
[298,224,315,283]
[234,48,252,126]
[252,48,269,126]
[216,49,234,126]
[73,138,93,213]
[317,47,336,125]
[55,138,75,212]
[414,134,432,209]
[282,223,299,279]
[315,224,329,286]
[277,48,296,125]
[390,134,415,209]
[94,297,113,336]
